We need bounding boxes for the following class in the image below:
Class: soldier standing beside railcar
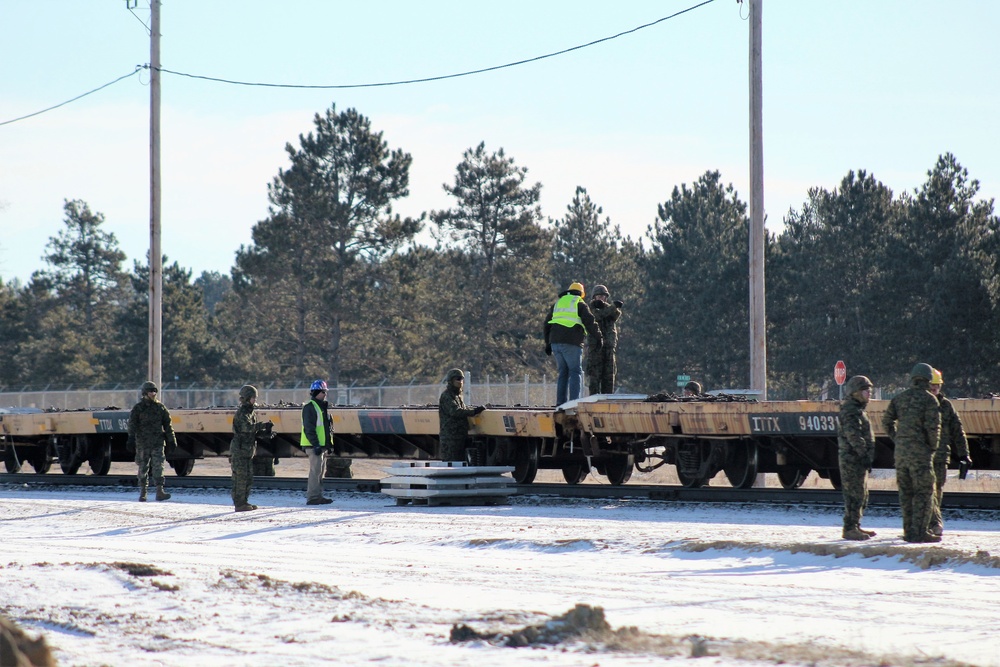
[881,363,942,543]
[127,381,176,502]
[438,368,485,462]
[837,375,877,541]
[587,284,623,395]
[231,384,269,512]
[301,380,334,505]
[927,368,972,537]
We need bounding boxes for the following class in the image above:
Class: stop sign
[834,360,847,385]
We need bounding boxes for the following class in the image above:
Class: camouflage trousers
[838,448,869,530]
[440,436,467,462]
[231,453,254,507]
[135,443,165,489]
[895,452,936,539]
[930,454,951,530]
[587,351,617,395]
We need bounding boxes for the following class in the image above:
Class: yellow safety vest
[548,294,584,328]
[300,400,326,447]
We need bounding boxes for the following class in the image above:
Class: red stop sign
[834,360,847,385]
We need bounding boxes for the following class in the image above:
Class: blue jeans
[552,343,583,405]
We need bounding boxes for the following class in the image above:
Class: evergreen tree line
[2,105,998,399]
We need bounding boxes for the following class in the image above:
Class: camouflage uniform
[930,394,969,532]
[231,399,258,509]
[837,376,875,537]
[881,376,941,541]
[439,371,480,462]
[587,299,621,395]
[128,393,177,499]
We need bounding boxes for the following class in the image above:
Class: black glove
[545,344,552,356]
[591,300,606,309]
[126,436,136,454]
[257,421,275,439]
[613,300,624,308]
[473,405,486,415]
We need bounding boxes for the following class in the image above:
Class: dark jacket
[301,398,333,448]
[543,291,602,348]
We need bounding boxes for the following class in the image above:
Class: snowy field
[2,482,1000,667]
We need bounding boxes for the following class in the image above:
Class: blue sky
[1,1,998,284]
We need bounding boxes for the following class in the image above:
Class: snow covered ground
[2,482,999,667]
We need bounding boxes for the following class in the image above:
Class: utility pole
[148,0,163,388]
[748,0,766,400]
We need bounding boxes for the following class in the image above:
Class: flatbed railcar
[2,396,999,488]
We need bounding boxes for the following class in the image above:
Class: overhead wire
[0,0,717,126]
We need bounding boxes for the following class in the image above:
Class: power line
[0,67,144,127]
[156,0,717,90]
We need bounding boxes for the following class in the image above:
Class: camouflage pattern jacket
[936,394,969,460]
[439,386,477,445]
[127,397,177,450]
[588,300,621,353]
[231,402,258,459]
[837,395,874,463]
[881,379,941,459]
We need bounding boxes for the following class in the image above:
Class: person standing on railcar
[837,375,877,541]
[231,384,271,512]
[544,281,602,405]
[587,284,623,395]
[881,363,942,543]
[438,368,485,462]
[927,368,972,537]
[301,380,334,505]
[127,381,176,502]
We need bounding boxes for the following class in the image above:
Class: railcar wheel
[724,441,759,489]
[512,442,539,484]
[4,447,23,473]
[561,461,590,485]
[604,454,634,486]
[89,441,112,476]
[171,459,195,477]
[30,451,51,474]
[675,466,706,488]
[777,466,810,490]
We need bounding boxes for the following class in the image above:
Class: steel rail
[3,474,1000,510]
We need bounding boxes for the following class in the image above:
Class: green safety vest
[300,400,326,448]
[548,294,584,329]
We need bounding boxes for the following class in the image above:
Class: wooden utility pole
[148,0,163,388]
[748,0,766,400]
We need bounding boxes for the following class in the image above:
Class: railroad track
[3,473,1000,510]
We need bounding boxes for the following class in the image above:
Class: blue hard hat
[310,379,328,392]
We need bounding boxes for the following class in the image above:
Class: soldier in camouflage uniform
[927,368,972,536]
[127,381,176,502]
[837,375,877,540]
[438,369,485,462]
[881,363,942,543]
[231,385,272,512]
[587,285,623,395]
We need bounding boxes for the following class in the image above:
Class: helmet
[684,381,702,394]
[446,368,465,382]
[310,379,328,392]
[930,368,944,385]
[844,375,873,395]
[910,363,934,381]
[568,281,585,298]
[141,381,158,394]
[239,384,258,401]
[592,284,610,297]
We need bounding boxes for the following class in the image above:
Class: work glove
[545,344,552,356]
[126,436,136,454]
[473,405,486,415]
[613,300,624,308]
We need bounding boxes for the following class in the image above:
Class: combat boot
[155,485,171,501]
[234,504,256,512]
[928,523,943,536]
[842,528,871,541]
[138,486,147,502]
[859,527,877,537]
[913,532,942,543]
